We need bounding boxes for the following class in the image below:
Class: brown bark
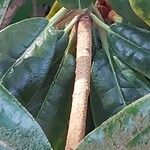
[65,15,92,150]
[55,10,77,29]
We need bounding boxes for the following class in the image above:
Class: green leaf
[58,0,95,9]
[0,18,68,106]
[0,18,48,78]
[36,54,75,150]
[77,94,150,150]
[26,32,69,117]
[0,0,11,26]
[129,0,150,26]
[91,49,150,126]
[37,0,55,5]
[0,84,52,150]
[0,19,57,105]
[11,0,56,24]
[11,0,33,24]
[108,23,150,79]
[92,26,102,58]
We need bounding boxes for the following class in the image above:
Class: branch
[65,15,92,150]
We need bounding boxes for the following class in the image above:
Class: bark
[65,15,92,150]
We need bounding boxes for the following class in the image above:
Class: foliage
[0,0,149,149]
[58,0,95,9]
[77,94,150,150]
[106,0,149,28]
[0,84,52,149]
[129,0,150,26]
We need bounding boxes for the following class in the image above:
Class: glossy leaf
[58,0,95,9]
[0,18,48,78]
[108,23,150,79]
[26,32,69,117]
[1,23,57,105]
[0,84,52,150]
[129,0,150,26]
[91,50,150,126]
[78,94,150,150]
[36,54,75,150]
[0,18,69,106]
[0,18,48,104]
[0,0,10,26]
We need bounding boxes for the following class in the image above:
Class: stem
[90,12,112,33]
[49,7,69,26]
[65,15,92,150]
[91,6,108,50]
[92,5,103,21]
[64,14,80,33]
[32,0,37,17]
[55,10,77,29]
[78,0,82,10]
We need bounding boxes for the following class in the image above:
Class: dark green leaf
[11,0,33,24]
[0,84,52,150]
[0,18,48,78]
[58,0,95,9]
[0,0,11,26]
[78,94,150,150]
[11,0,55,24]
[108,23,150,79]
[37,0,55,5]
[36,54,75,150]
[92,26,102,58]
[0,18,69,106]
[1,23,57,105]
[26,32,69,117]
[91,49,150,126]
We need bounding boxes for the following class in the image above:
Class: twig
[65,15,92,150]
[55,10,77,29]
[49,7,69,26]
[0,0,24,29]
[64,14,80,34]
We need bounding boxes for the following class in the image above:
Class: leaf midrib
[100,29,126,106]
